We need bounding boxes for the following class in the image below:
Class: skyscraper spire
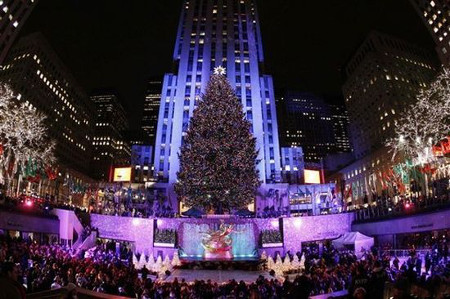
[153,0,281,205]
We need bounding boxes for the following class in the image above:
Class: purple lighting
[270,219,279,228]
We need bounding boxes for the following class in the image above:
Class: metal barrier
[380,249,431,257]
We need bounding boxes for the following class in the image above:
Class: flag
[297,186,305,197]
[305,187,311,196]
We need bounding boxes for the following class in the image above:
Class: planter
[262,242,283,248]
[154,242,175,248]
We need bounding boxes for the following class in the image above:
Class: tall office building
[343,31,438,159]
[280,147,305,184]
[91,92,130,180]
[131,144,153,183]
[277,92,346,163]
[0,32,94,177]
[141,79,162,145]
[0,0,38,65]
[330,104,352,153]
[409,0,450,66]
[154,0,281,189]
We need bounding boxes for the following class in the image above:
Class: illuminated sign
[304,169,321,184]
[113,167,131,182]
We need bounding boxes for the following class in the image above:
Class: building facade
[141,79,162,145]
[280,147,305,184]
[330,104,352,154]
[91,92,130,180]
[131,145,153,183]
[343,31,438,159]
[0,33,94,177]
[277,92,349,163]
[153,0,281,190]
[0,0,38,65]
[0,32,95,199]
[409,0,450,66]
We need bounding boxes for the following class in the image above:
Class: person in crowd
[0,261,26,299]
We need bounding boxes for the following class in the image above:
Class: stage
[162,269,272,283]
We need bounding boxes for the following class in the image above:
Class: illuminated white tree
[137,253,146,270]
[132,253,139,269]
[386,68,450,164]
[267,255,274,269]
[0,83,56,188]
[146,254,155,270]
[282,254,291,271]
[171,251,181,267]
[291,254,301,269]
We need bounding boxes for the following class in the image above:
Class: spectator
[0,262,26,299]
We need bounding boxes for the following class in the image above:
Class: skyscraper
[280,147,305,184]
[277,92,348,163]
[141,79,162,145]
[330,104,352,154]
[0,0,38,65]
[154,0,281,192]
[91,92,130,180]
[409,0,450,66]
[343,31,438,159]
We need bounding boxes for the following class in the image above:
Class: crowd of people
[0,233,449,298]
[292,242,450,298]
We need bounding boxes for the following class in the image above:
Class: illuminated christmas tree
[0,84,56,188]
[175,68,260,213]
[387,68,450,163]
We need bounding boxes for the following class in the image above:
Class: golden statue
[201,220,234,259]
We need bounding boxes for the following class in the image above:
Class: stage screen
[113,167,131,182]
[304,169,321,184]
[180,222,257,260]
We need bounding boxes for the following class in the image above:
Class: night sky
[19,0,435,129]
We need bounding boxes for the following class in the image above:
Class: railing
[379,249,431,257]
[28,286,130,299]
[353,199,450,223]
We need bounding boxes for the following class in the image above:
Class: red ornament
[45,166,57,180]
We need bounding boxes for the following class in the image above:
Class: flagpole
[16,173,21,197]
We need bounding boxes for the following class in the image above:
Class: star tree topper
[213,66,226,75]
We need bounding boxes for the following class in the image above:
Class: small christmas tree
[260,250,267,260]
[153,255,163,273]
[267,256,274,270]
[137,253,147,270]
[291,254,300,269]
[299,253,305,270]
[146,254,155,270]
[171,251,181,267]
[132,254,139,269]
[282,255,291,272]
[274,254,283,277]
[163,254,172,270]
[175,69,261,213]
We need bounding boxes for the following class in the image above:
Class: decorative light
[293,218,302,228]
[213,66,226,75]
